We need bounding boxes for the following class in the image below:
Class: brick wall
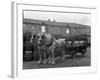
[23,23,90,37]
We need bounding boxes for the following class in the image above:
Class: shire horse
[37,32,66,64]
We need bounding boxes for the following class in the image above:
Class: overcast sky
[24,11,91,26]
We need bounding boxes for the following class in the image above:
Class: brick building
[23,18,91,37]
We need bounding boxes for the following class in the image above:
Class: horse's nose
[38,39,42,43]
[38,38,42,41]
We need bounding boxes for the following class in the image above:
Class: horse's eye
[33,35,36,38]
[41,36,44,39]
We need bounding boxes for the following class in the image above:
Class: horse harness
[38,36,54,51]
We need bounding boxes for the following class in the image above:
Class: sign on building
[41,26,45,32]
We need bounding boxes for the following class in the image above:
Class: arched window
[41,26,45,32]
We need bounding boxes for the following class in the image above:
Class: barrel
[23,41,33,61]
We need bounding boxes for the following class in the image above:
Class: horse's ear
[65,38,67,42]
[42,34,45,39]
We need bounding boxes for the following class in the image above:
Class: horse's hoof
[38,61,42,64]
[51,62,55,65]
[61,59,65,62]
[48,61,51,64]
[43,61,47,64]
[51,61,55,65]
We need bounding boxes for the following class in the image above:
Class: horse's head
[30,32,39,44]
[37,33,46,47]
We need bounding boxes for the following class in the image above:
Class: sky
[24,10,91,26]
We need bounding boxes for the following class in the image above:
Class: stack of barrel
[23,32,33,61]
[23,32,39,61]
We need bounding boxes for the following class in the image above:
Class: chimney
[48,19,50,22]
[67,24,69,27]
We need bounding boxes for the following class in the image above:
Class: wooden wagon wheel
[81,49,86,56]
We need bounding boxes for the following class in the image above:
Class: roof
[23,18,90,29]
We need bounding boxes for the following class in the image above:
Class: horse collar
[46,38,54,47]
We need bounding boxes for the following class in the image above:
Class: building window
[32,26,34,30]
[66,28,70,34]
[41,26,45,32]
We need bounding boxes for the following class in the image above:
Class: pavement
[23,47,91,69]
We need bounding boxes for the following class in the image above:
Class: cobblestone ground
[23,47,91,69]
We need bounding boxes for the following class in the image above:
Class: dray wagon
[64,34,89,58]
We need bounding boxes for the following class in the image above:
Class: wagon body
[65,34,88,58]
